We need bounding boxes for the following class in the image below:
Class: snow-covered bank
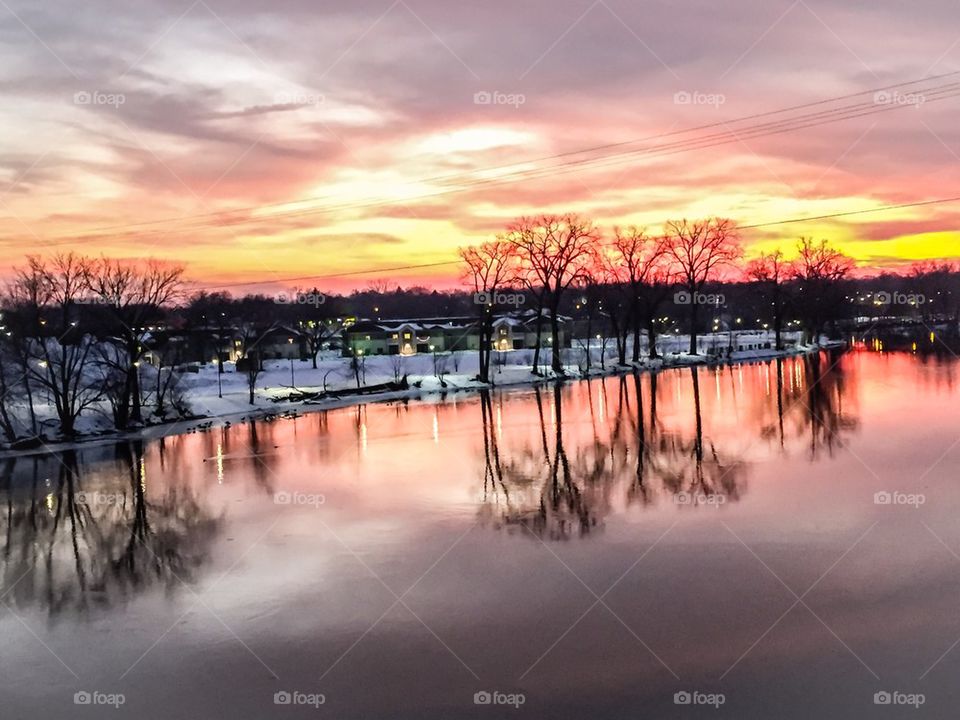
[0,331,842,457]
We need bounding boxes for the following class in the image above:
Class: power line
[187,193,960,292]
[36,85,960,247]
[740,196,960,229]
[16,72,960,247]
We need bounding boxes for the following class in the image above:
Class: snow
[0,330,837,455]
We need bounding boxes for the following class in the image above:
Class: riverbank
[0,331,845,458]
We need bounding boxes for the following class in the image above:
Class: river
[2,348,958,718]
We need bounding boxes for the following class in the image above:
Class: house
[341,311,571,356]
[225,324,309,364]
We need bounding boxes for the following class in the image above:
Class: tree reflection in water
[0,442,221,618]
[478,352,859,540]
[763,350,859,458]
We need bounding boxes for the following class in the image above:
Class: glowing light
[216,442,224,484]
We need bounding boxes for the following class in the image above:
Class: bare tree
[459,240,516,383]
[792,238,854,345]
[433,351,449,386]
[389,353,405,383]
[236,323,275,405]
[14,254,104,437]
[0,332,26,442]
[611,227,673,361]
[505,217,554,374]
[86,257,184,427]
[746,250,791,350]
[665,218,741,355]
[508,214,597,374]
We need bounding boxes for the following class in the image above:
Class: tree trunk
[613,313,628,366]
[531,304,544,373]
[130,361,142,423]
[647,319,659,359]
[23,373,37,436]
[550,308,562,374]
[117,373,132,430]
[631,300,641,363]
[688,298,699,355]
[479,322,491,383]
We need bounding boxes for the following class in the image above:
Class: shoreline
[0,341,844,459]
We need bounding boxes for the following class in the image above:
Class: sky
[2,0,960,293]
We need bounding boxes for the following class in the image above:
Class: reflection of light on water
[598,385,605,422]
[360,421,367,453]
[140,456,147,491]
[496,404,502,441]
[715,371,721,400]
[764,364,770,396]
[216,442,224,484]
[45,493,54,514]
[432,412,439,444]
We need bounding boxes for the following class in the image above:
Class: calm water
[3,349,960,719]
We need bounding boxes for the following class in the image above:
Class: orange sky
[2,0,960,293]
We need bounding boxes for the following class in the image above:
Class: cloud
[3,0,960,282]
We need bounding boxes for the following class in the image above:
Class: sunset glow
[2,0,960,290]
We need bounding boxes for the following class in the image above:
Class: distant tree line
[1,229,957,441]
[459,214,960,382]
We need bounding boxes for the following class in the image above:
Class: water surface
[3,349,960,718]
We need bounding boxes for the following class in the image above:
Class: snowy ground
[1,330,834,454]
